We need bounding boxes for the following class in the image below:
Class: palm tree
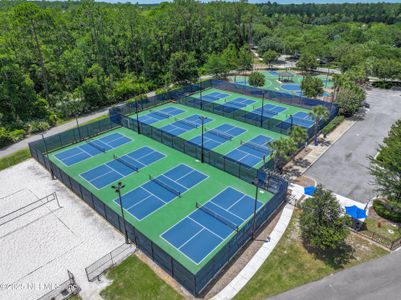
[290,126,308,146]
[269,138,297,171]
[309,105,329,146]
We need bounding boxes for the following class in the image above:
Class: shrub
[28,121,50,134]
[372,81,394,89]
[322,115,345,136]
[48,111,58,126]
[0,127,13,147]
[248,72,265,87]
[9,129,26,142]
[373,200,401,223]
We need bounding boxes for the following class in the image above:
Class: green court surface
[49,126,273,273]
[229,70,333,96]
[132,102,288,168]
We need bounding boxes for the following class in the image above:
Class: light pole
[260,91,265,127]
[75,115,82,141]
[199,116,207,163]
[135,100,141,135]
[252,178,260,239]
[199,77,203,110]
[112,182,129,244]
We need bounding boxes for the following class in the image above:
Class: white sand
[0,159,128,300]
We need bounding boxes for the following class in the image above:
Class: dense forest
[0,0,401,147]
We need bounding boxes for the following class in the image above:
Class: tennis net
[113,154,139,172]
[87,139,106,153]
[253,105,278,116]
[150,109,173,119]
[196,202,239,231]
[174,117,199,128]
[262,109,278,117]
[149,175,181,197]
[241,140,269,153]
[205,128,233,140]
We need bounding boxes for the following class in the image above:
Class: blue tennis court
[189,124,246,150]
[289,111,314,128]
[80,146,165,189]
[114,164,208,220]
[253,103,286,117]
[226,97,256,107]
[160,114,212,136]
[55,133,131,166]
[226,135,272,167]
[201,91,229,102]
[281,84,301,91]
[214,97,256,113]
[161,187,263,264]
[139,107,185,124]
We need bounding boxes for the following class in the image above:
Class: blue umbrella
[304,186,316,196]
[345,205,367,219]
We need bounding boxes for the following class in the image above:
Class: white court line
[84,166,115,183]
[124,190,155,211]
[178,228,205,250]
[210,196,246,221]
[187,216,225,240]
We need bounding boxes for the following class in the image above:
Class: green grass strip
[101,255,183,300]
[0,148,31,171]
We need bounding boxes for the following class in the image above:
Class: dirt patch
[292,176,315,187]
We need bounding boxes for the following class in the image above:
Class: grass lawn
[101,255,183,300]
[234,209,389,300]
[80,114,108,125]
[364,217,401,240]
[0,148,31,171]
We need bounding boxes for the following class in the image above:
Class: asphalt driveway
[305,88,401,203]
[270,250,401,300]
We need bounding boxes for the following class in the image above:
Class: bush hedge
[373,200,401,223]
[372,81,401,90]
[322,115,345,136]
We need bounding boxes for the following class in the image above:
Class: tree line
[0,0,256,146]
[1,0,401,147]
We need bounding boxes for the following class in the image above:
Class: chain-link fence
[85,243,135,281]
[119,114,260,185]
[36,270,79,300]
[110,79,338,156]
[29,115,288,296]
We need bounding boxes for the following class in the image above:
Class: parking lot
[306,88,401,203]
